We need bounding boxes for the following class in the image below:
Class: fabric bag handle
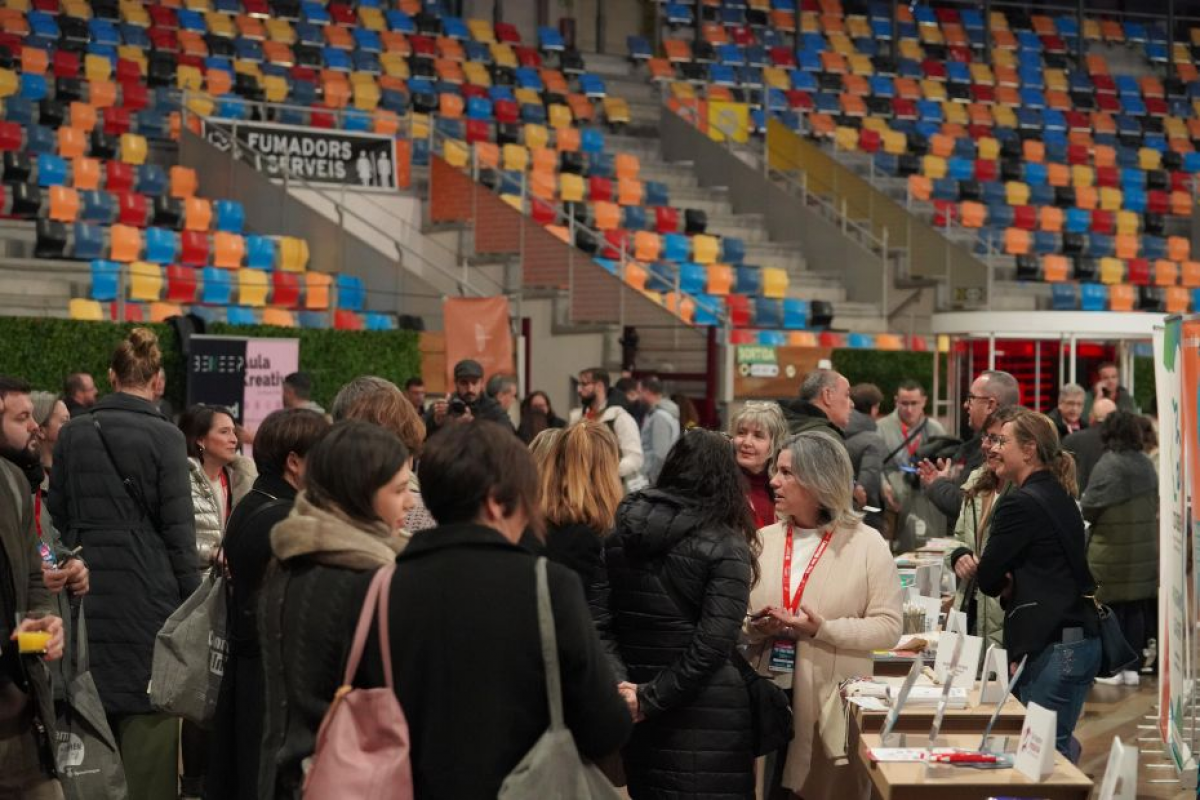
[90,412,160,531]
[341,564,396,690]
[534,557,565,731]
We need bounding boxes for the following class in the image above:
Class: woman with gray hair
[745,429,902,799]
[730,401,789,529]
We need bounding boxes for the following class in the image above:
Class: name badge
[769,638,796,673]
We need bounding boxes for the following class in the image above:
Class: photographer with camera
[424,360,512,437]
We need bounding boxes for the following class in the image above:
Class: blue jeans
[1014,637,1101,758]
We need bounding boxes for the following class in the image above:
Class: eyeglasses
[983,434,1011,448]
[965,394,993,404]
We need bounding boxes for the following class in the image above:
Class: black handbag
[1091,598,1140,678]
[732,650,794,757]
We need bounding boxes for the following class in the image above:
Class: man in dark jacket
[919,370,1020,527]
[424,359,512,436]
[779,368,853,437]
[846,384,886,532]
[0,376,65,798]
[62,372,97,418]
[1047,383,1086,440]
[1063,397,1117,493]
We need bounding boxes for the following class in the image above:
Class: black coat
[258,557,373,799]
[1047,408,1086,441]
[356,523,631,800]
[48,392,199,715]
[976,471,1100,664]
[1062,425,1105,493]
[522,521,605,586]
[208,473,297,800]
[592,490,755,800]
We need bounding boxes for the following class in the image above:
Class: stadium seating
[632,0,1200,314]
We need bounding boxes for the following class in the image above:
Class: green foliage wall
[831,349,944,414]
[0,318,420,410]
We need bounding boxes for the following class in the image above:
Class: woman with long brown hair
[976,409,1101,761]
[529,421,623,583]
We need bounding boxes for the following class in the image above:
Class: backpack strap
[90,412,160,531]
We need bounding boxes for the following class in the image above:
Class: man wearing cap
[424,359,512,436]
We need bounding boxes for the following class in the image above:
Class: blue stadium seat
[335,274,365,311]
[245,235,276,270]
[213,201,244,234]
[89,260,121,301]
[144,228,178,264]
[735,266,762,295]
[136,165,167,196]
[1051,283,1078,310]
[365,312,395,331]
[73,223,105,260]
[1080,283,1108,311]
[722,237,746,265]
[36,155,67,188]
[783,298,809,329]
[226,306,258,325]
[662,234,690,263]
[201,267,234,305]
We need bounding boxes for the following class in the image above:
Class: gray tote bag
[498,558,623,800]
[149,567,228,726]
[56,604,129,800]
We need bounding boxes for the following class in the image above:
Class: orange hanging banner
[442,296,514,386]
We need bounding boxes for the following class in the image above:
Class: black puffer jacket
[592,490,754,800]
[48,392,199,715]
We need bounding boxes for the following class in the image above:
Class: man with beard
[424,359,512,437]
[568,367,645,492]
[62,372,98,418]
[0,376,68,798]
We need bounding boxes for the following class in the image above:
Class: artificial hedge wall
[0,318,421,411]
[831,349,943,415]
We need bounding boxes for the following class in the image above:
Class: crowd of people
[0,326,1161,799]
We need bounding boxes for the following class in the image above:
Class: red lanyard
[781,524,834,614]
[33,491,42,539]
[218,469,232,521]
[901,422,922,457]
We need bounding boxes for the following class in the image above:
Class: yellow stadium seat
[1139,148,1162,170]
[1099,257,1125,284]
[692,235,720,265]
[443,139,469,168]
[1071,165,1094,188]
[834,126,858,151]
[238,269,269,307]
[523,124,549,150]
[559,173,585,203]
[761,267,789,298]
[977,137,1000,161]
[128,261,162,302]
[547,104,572,129]
[84,53,112,81]
[279,237,310,272]
[69,299,104,321]
[353,79,380,111]
[1115,211,1139,236]
[922,155,947,179]
[1099,187,1123,212]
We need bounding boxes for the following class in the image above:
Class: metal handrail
[425,124,731,328]
[187,108,506,299]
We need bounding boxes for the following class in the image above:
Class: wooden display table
[857,733,1093,800]
[850,684,1027,735]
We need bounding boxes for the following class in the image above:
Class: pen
[929,753,999,764]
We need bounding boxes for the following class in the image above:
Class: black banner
[202,119,399,189]
[186,336,247,423]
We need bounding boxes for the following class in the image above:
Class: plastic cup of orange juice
[16,630,51,654]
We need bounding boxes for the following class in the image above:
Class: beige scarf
[270,492,408,570]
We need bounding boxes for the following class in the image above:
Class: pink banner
[244,338,299,435]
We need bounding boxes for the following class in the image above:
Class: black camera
[449,399,467,416]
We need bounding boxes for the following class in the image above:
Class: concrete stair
[586,53,891,333]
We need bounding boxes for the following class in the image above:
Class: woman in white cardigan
[746,429,903,799]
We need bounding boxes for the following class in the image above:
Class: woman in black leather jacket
[976,409,1100,762]
[593,429,760,799]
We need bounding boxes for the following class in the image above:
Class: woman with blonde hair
[729,401,789,529]
[747,429,902,799]
[527,421,622,583]
[527,426,564,474]
[331,375,432,533]
[976,409,1100,760]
